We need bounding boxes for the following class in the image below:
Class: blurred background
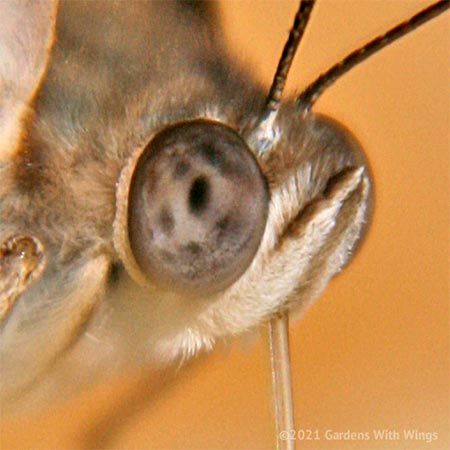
[1,1,448,449]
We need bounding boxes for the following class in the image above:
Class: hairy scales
[0,1,371,406]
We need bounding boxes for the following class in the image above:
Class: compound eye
[126,120,269,296]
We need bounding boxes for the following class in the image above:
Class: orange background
[1,1,449,449]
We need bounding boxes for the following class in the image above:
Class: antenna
[264,0,316,118]
[296,0,450,115]
[251,0,316,152]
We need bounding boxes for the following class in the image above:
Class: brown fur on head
[0,0,371,406]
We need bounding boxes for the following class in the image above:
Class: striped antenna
[264,0,316,117]
[296,0,450,115]
[251,0,316,152]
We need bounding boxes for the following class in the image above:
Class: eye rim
[114,139,149,287]
[113,118,269,294]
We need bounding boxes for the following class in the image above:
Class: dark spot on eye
[159,207,174,234]
[188,176,210,214]
[216,215,230,231]
[173,160,190,178]
[200,144,222,169]
[185,241,202,255]
[215,215,232,240]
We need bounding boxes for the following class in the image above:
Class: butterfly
[1,2,448,447]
